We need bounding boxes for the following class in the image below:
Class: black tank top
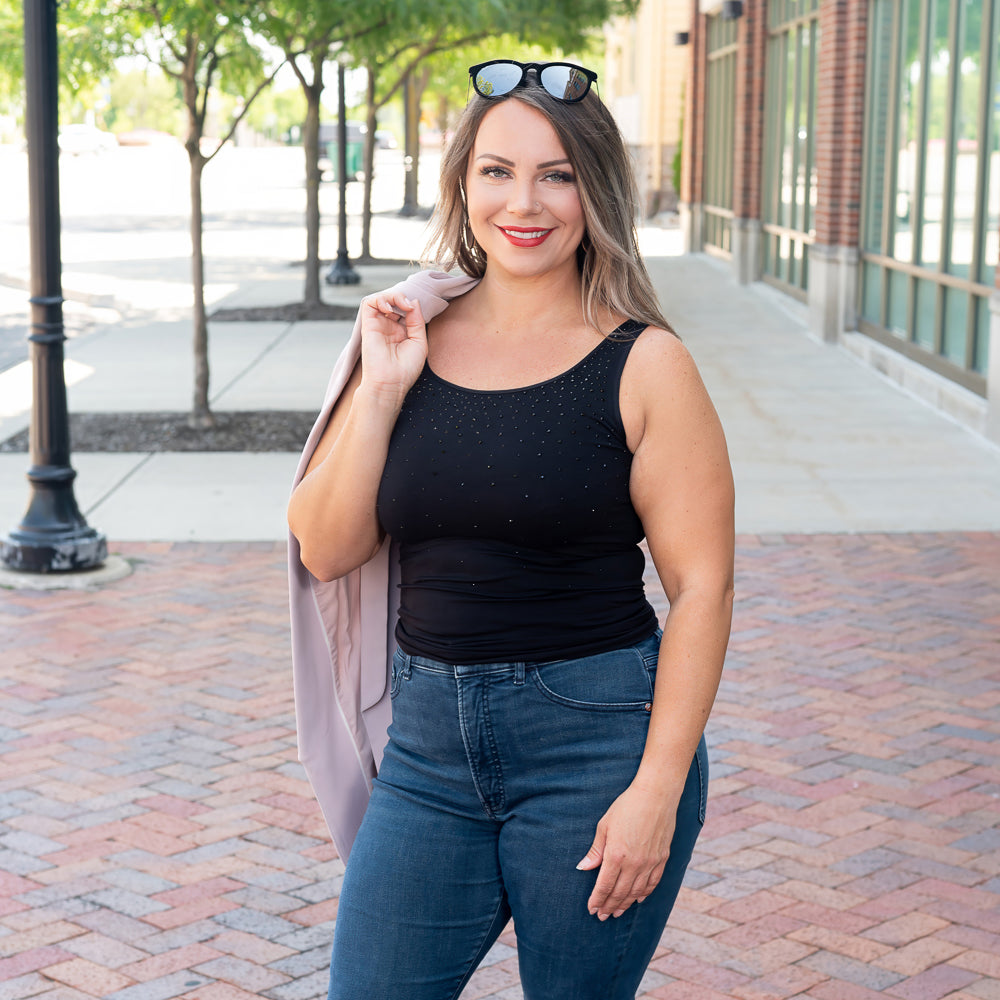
[376,319,658,663]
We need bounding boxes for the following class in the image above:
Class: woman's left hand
[576,781,681,920]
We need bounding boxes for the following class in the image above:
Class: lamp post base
[1,526,107,573]
[325,252,361,285]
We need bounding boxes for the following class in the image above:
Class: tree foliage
[349,0,634,256]
[0,0,126,111]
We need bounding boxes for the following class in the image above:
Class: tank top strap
[601,320,648,441]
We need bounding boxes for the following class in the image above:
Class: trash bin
[321,121,365,181]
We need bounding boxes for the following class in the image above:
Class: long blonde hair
[423,84,675,336]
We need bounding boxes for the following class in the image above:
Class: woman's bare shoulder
[627,325,700,388]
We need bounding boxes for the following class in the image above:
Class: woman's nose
[507,181,539,215]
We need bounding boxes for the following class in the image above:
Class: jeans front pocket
[529,644,655,713]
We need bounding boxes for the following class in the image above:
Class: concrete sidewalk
[1,247,1000,549]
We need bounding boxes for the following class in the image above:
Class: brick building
[619,0,999,441]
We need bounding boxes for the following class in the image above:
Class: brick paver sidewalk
[1,534,998,1000]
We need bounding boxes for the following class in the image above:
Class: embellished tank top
[376,319,658,663]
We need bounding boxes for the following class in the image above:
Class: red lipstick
[498,225,554,248]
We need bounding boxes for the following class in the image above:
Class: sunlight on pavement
[0,357,94,418]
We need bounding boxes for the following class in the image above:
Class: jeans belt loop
[514,661,526,686]
[402,652,412,680]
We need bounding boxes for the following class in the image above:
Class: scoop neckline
[423,319,639,395]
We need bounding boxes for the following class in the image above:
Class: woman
[288,59,734,1000]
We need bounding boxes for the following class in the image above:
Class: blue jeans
[328,632,708,1000]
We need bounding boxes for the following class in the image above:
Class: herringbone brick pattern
[1,534,997,1000]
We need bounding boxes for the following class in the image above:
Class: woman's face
[464,99,585,282]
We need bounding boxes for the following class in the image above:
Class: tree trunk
[188,148,213,428]
[302,65,324,307]
[407,67,431,215]
[360,67,378,262]
[399,71,418,216]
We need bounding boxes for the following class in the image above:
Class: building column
[730,0,766,284]
[808,0,867,343]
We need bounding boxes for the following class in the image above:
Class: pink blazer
[288,270,478,860]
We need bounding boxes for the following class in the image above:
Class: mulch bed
[0,410,318,453]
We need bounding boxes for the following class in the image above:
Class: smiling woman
[462,100,586,283]
[287,58,735,1000]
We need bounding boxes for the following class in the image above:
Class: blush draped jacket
[288,270,478,860]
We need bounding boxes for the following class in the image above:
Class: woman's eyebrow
[474,154,572,169]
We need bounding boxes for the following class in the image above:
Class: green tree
[0,0,125,116]
[351,0,634,260]
[350,11,502,262]
[242,83,307,141]
[254,1,388,306]
[3,0,283,425]
[105,66,185,134]
[120,1,283,426]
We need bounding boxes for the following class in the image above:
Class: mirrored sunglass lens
[539,66,590,101]
[475,63,523,97]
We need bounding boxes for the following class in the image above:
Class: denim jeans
[328,632,708,1000]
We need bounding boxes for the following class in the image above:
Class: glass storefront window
[942,288,969,365]
[888,269,910,335]
[703,14,737,257]
[980,16,999,287]
[860,0,997,392]
[864,0,896,252]
[913,278,937,349]
[975,297,991,374]
[918,6,948,269]
[762,4,820,297]
[894,2,923,262]
[947,0,976,279]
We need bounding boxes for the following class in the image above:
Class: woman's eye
[544,171,575,184]
[480,165,510,179]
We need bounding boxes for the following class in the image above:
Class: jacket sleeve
[286,269,478,858]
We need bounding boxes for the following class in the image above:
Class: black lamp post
[325,61,360,286]
[1,0,106,573]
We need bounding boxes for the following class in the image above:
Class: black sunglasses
[468,60,598,104]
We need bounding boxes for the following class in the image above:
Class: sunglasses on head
[469,60,598,104]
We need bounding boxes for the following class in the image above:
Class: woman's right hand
[359,292,427,407]
[288,289,426,580]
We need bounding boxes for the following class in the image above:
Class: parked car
[375,129,398,149]
[58,124,118,154]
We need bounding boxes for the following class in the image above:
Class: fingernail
[598,913,610,922]
[401,295,412,307]
[613,909,625,918]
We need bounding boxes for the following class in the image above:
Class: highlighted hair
[423,86,675,337]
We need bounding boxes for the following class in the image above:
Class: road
[0,140,442,373]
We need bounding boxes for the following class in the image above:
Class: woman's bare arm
[578,328,735,919]
[288,293,427,582]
